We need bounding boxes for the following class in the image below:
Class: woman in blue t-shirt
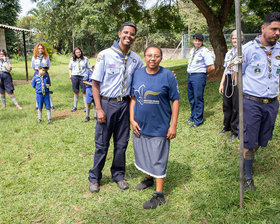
[130,45,180,209]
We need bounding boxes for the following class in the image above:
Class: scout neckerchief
[189,45,203,66]
[111,41,131,97]
[77,58,81,71]
[255,36,275,78]
[38,55,44,67]
[37,74,45,95]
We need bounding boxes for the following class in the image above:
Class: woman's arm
[69,69,72,79]
[129,97,141,136]
[166,100,179,140]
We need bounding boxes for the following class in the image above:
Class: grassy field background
[0,55,279,223]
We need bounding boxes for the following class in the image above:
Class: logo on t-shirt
[134,84,160,105]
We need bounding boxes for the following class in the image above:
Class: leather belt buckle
[116,97,122,102]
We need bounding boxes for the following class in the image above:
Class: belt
[189,72,206,75]
[243,94,277,104]
[101,96,129,102]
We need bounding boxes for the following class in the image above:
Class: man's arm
[206,64,215,74]
[92,80,106,123]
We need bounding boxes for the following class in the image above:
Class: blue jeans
[187,73,207,126]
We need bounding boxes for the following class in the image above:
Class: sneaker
[219,128,229,134]
[244,178,256,191]
[89,182,100,193]
[38,119,42,123]
[84,116,90,122]
[117,179,129,190]
[71,107,77,112]
[228,133,238,142]
[189,124,198,129]
[84,107,86,112]
[51,106,56,111]
[136,177,154,190]
[35,107,38,110]
[16,105,22,110]
[185,119,193,124]
[48,119,52,124]
[143,193,166,209]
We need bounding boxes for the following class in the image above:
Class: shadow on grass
[126,160,192,196]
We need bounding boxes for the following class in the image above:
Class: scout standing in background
[32,66,52,124]
[69,47,91,112]
[186,33,215,128]
[83,65,96,122]
[31,43,55,111]
[0,49,22,110]
[218,30,243,141]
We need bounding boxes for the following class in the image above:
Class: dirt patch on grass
[13,80,31,85]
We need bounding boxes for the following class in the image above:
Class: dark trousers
[187,73,207,126]
[223,74,239,134]
[88,98,130,183]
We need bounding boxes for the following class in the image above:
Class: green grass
[0,55,279,223]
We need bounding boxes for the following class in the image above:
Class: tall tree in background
[186,0,235,75]
[0,0,21,54]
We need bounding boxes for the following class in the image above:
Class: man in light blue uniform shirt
[239,12,280,191]
[186,33,215,128]
[88,22,143,193]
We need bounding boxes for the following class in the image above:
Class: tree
[0,0,21,54]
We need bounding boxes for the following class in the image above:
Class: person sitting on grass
[31,66,52,124]
[0,49,22,110]
[83,65,96,122]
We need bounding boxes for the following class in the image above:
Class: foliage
[0,0,21,54]
[1,56,280,223]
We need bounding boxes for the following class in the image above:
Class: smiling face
[38,67,47,76]
[118,26,136,49]
[144,47,162,71]
[38,45,44,55]
[193,39,203,49]
[74,49,82,58]
[261,21,280,46]
[231,34,237,48]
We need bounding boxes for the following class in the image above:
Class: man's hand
[96,108,106,123]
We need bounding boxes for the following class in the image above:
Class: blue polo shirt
[241,40,280,98]
[131,66,180,137]
[91,41,143,98]
[187,46,214,73]
[32,74,51,94]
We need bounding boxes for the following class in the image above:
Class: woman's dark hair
[144,44,163,57]
[72,47,84,61]
[0,49,7,56]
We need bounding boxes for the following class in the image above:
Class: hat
[193,33,204,41]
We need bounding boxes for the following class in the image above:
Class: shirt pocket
[106,68,120,76]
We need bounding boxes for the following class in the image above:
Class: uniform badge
[253,55,261,61]
[133,59,137,63]
[275,56,280,60]
[276,68,280,74]
[254,68,261,74]
[196,60,199,64]
[96,55,103,62]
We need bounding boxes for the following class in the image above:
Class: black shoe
[189,124,198,129]
[117,179,129,190]
[244,178,256,191]
[185,119,193,124]
[143,193,166,209]
[48,119,52,124]
[219,128,229,134]
[35,107,38,111]
[136,177,154,190]
[38,119,42,123]
[84,116,90,122]
[84,107,87,112]
[228,133,238,142]
[71,107,77,112]
[89,182,100,193]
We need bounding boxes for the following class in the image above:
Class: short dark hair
[120,22,137,34]
[38,66,49,70]
[72,47,84,61]
[144,44,163,57]
[263,12,280,25]
[0,49,7,56]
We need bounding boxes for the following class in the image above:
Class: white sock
[49,95,54,107]
[47,110,51,120]
[74,95,78,108]
[38,110,42,120]
[10,95,18,105]
[83,96,86,108]
[1,95,6,105]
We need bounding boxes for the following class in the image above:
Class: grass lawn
[0,55,279,223]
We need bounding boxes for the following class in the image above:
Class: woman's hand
[131,120,141,136]
[167,125,177,140]
[219,83,224,94]
[46,84,50,88]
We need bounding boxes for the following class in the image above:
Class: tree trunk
[207,18,227,78]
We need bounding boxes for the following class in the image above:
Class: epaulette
[243,40,254,50]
